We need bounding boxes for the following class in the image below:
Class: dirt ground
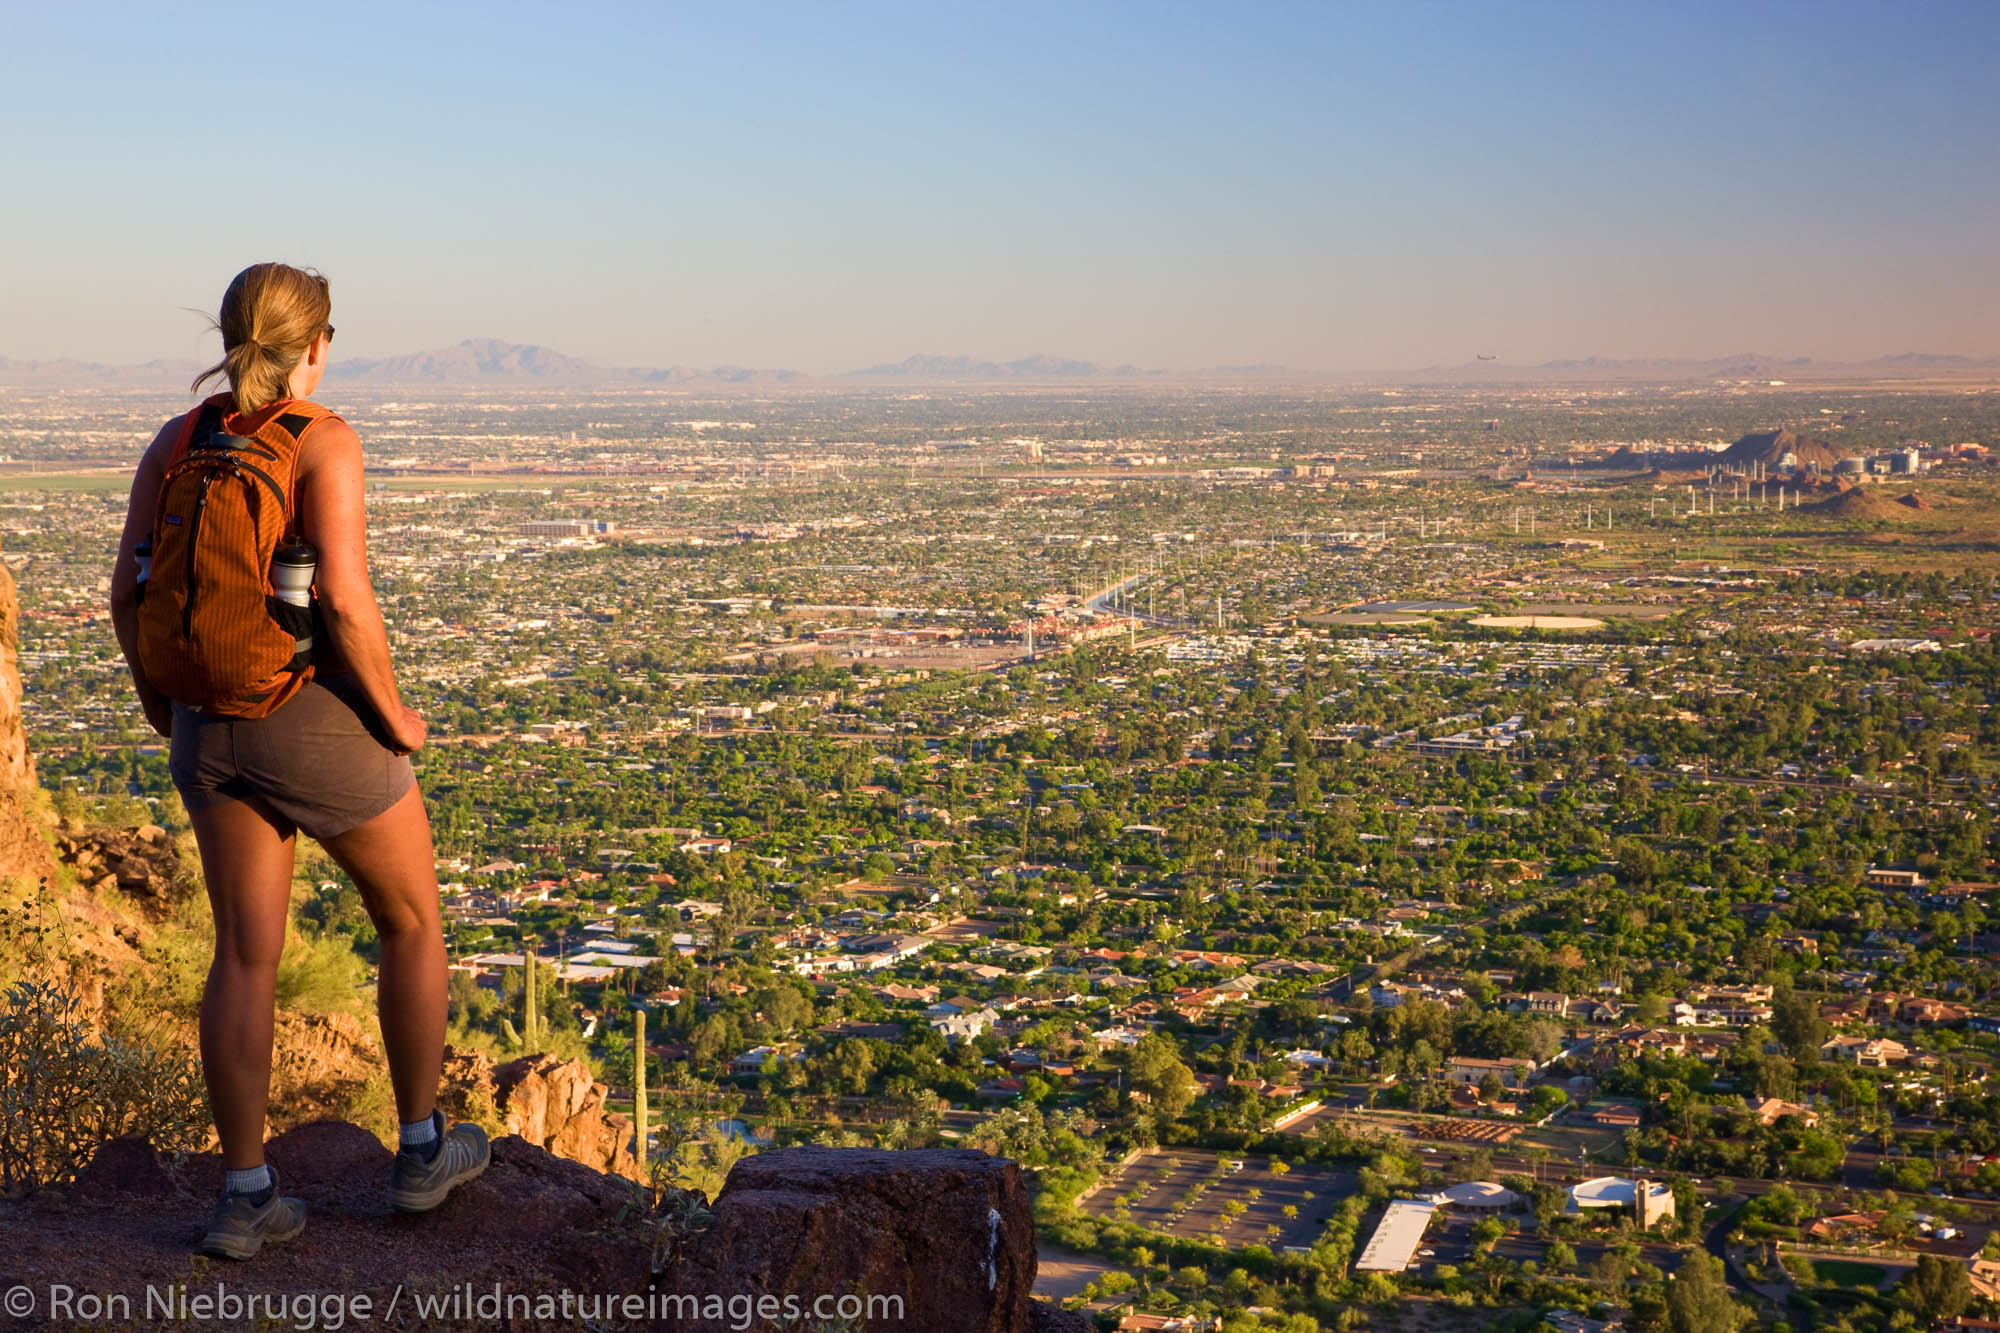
[1032,1246,1128,1299]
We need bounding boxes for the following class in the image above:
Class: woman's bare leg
[318,786,445,1127]
[191,794,297,1170]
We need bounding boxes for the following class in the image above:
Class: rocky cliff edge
[0,1123,1087,1332]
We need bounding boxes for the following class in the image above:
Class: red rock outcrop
[495,1053,640,1181]
[0,1125,1072,1332]
[1,1123,654,1332]
[1721,425,1844,473]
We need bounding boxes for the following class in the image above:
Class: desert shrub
[131,889,218,1021]
[666,1121,758,1200]
[0,879,95,994]
[0,978,208,1194]
[631,1157,716,1273]
[338,1067,404,1146]
[273,926,367,1015]
[126,881,366,1023]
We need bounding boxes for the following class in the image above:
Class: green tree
[1770,985,1827,1057]
[1663,1252,1747,1333]
[1126,1034,1197,1118]
[756,984,812,1034]
[1899,1253,1972,1323]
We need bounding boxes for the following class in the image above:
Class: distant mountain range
[327,338,606,384]
[0,356,201,389]
[1,340,1995,389]
[325,339,808,387]
[0,339,808,391]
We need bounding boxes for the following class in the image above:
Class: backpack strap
[226,396,336,446]
[272,407,329,441]
[165,399,226,470]
[151,400,226,546]
[254,401,340,539]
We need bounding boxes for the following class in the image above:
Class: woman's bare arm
[109,419,180,736]
[296,418,424,753]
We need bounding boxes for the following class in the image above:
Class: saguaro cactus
[633,1003,649,1175]
[522,934,539,1050]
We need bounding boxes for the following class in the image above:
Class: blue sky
[3,1,1995,372]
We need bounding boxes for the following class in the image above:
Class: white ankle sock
[225,1163,272,1196]
[399,1114,439,1150]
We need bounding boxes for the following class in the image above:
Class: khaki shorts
[169,674,416,840]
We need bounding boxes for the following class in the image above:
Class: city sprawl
[8,377,2000,1332]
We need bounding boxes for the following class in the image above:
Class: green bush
[0,979,208,1195]
[274,927,367,1016]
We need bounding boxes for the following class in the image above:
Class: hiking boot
[391,1109,490,1212]
[198,1165,306,1260]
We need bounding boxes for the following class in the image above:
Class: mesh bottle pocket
[266,595,316,673]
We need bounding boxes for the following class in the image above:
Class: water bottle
[135,540,152,601]
[272,542,317,607]
[272,542,317,660]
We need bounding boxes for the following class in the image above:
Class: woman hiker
[109,262,488,1258]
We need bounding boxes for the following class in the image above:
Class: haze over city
[7,7,2000,1333]
[4,2,1998,375]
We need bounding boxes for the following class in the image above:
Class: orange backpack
[135,394,336,717]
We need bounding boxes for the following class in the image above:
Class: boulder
[1,1121,654,1325]
[669,1147,1038,1332]
[1031,1304,1095,1333]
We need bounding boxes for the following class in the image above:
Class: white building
[931,1008,998,1043]
[1566,1176,1674,1226]
[1355,1200,1438,1272]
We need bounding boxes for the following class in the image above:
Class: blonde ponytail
[191,263,332,414]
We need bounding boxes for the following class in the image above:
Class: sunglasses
[323,324,336,344]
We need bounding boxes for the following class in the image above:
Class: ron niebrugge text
[15,1282,905,1329]
[21,1284,375,1329]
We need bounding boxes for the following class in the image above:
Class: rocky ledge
[0,1122,1088,1332]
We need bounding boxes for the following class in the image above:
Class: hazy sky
[4,2,1996,373]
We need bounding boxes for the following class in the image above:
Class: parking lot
[1080,1147,1357,1251]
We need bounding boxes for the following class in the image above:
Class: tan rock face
[268,1011,384,1129]
[443,1045,639,1180]
[0,554,55,887]
[0,558,34,788]
[495,1054,640,1181]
